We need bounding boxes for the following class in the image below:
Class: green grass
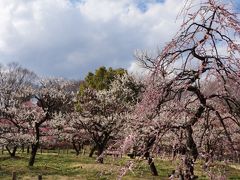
[0,151,239,179]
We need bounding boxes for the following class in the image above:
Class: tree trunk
[6,145,17,157]
[96,146,104,164]
[186,126,198,161]
[27,145,30,154]
[89,145,96,157]
[82,148,85,155]
[21,144,25,153]
[148,157,158,176]
[144,136,158,176]
[183,155,197,180]
[72,141,80,156]
[29,143,39,166]
[184,126,198,179]
[29,123,40,166]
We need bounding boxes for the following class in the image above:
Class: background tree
[77,72,143,163]
[77,67,127,155]
[79,66,126,93]
[0,63,36,157]
[49,112,91,156]
[0,75,75,166]
[27,78,75,166]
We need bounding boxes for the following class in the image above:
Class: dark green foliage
[79,66,126,93]
[76,66,127,111]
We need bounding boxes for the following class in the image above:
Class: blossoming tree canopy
[0,66,76,166]
[76,71,143,163]
[0,63,37,157]
[135,0,240,178]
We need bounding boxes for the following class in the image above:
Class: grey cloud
[0,0,183,79]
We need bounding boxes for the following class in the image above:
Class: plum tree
[0,63,36,157]
[77,73,143,163]
[135,0,240,178]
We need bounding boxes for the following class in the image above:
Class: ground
[0,150,239,179]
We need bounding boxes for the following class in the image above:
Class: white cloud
[0,0,184,79]
[128,61,150,78]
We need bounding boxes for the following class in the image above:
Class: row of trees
[0,0,240,179]
[0,64,142,167]
[0,63,75,166]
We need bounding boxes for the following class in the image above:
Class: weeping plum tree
[136,0,240,178]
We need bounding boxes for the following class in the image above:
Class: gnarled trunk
[89,145,97,157]
[28,123,40,166]
[21,144,25,153]
[186,126,198,161]
[72,141,82,156]
[96,146,104,164]
[28,142,39,166]
[176,126,198,180]
[6,145,17,157]
[27,145,30,154]
[144,135,158,176]
[148,157,158,176]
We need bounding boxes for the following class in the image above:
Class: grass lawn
[0,150,239,179]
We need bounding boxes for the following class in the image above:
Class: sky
[0,0,238,79]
